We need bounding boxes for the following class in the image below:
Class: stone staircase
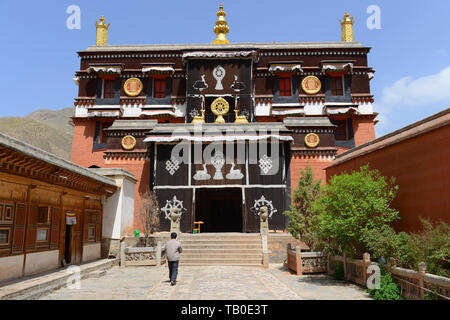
[178,233,264,266]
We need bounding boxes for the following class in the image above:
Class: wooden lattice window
[330,76,344,96]
[154,78,166,98]
[38,207,50,224]
[332,120,348,140]
[0,205,14,223]
[103,79,115,99]
[279,77,292,96]
[0,228,11,245]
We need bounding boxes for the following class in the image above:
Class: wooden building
[70,7,377,233]
[0,132,118,283]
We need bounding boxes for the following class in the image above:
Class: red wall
[291,155,333,188]
[71,119,150,232]
[326,125,450,232]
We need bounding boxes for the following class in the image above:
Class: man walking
[165,232,182,286]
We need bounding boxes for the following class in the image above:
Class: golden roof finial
[96,16,110,46]
[340,12,354,42]
[212,4,230,44]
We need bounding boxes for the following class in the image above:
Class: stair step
[182,254,262,259]
[180,258,263,265]
[183,249,262,254]
[181,240,261,245]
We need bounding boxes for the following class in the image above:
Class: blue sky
[0,0,449,137]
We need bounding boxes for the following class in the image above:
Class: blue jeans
[168,260,179,282]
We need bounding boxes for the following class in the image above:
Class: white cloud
[374,66,450,121]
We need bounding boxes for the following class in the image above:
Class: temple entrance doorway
[194,188,243,232]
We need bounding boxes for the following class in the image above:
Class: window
[36,229,48,242]
[93,122,112,150]
[154,78,166,98]
[330,76,344,96]
[279,77,292,96]
[88,226,96,240]
[4,206,13,221]
[0,205,13,223]
[87,212,99,242]
[332,119,349,140]
[102,79,115,99]
[0,228,10,245]
[38,207,50,224]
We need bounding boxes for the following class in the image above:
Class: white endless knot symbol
[165,157,180,175]
[259,155,273,174]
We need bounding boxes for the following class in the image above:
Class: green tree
[313,165,399,257]
[283,166,322,250]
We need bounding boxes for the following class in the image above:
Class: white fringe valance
[144,134,293,143]
[87,66,122,74]
[142,66,175,74]
[322,63,353,72]
[269,64,303,73]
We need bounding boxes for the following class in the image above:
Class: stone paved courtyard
[39,264,371,300]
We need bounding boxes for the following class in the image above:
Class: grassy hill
[0,108,74,160]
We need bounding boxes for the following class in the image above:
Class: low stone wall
[268,233,307,263]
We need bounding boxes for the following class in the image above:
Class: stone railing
[328,254,450,300]
[120,241,165,267]
[386,259,450,300]
[286,244,327,275]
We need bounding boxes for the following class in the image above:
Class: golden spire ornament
[96,16,110,46]
[212,4,230,44]
[340,12,354,42]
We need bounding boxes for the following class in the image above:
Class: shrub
[404,219,450,277]
[363,225,410,265]
[283,166,322,250]
[313,165,399,257]
[332,263,345,281]
[368,265,403,300]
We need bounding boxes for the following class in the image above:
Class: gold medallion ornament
[302,76,321,95]
[121,135,136,150]
[124,78,143,97]
[211,97,230,123]
[305,133,320,148]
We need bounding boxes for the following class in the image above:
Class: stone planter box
[122,242,165,267]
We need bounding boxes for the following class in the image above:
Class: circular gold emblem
[124,78,143,97]
[305,133,320,148]
[211,97,230,123]
[121,135,136,150]
[301,76,321,95]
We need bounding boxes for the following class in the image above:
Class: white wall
[24,250,59,276]
[0,255,24,283]
[102,172,136,241]
[82,243,101,262]
[120,178,135,237]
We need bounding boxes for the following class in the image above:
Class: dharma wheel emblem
[213,65,226,90]
[124,78,143,97]
[305,133,320,148]
[301,76,321,95]
[121,135,136,150]
[211,97,229,123]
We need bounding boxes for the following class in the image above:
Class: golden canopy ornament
[340,12,354,42]
[96,16,110,46]
[212,4,230,44]
[211,97,229,123]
